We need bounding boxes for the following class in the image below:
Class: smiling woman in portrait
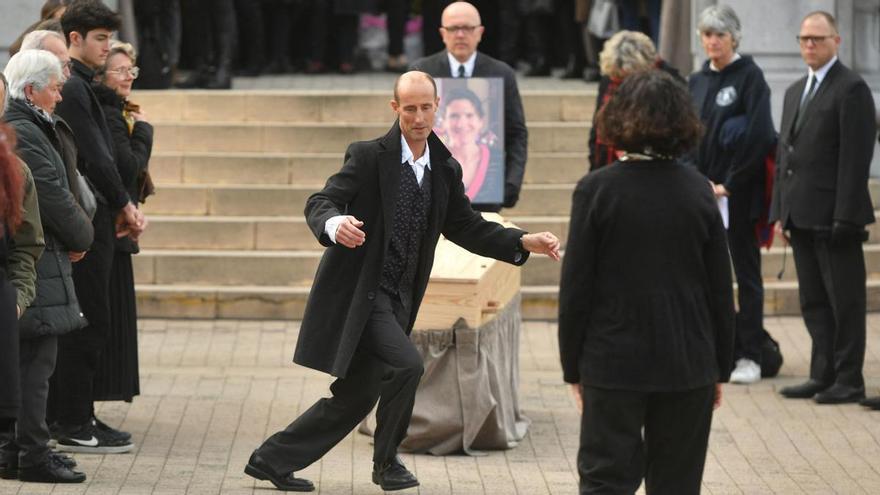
[437,87,502,204]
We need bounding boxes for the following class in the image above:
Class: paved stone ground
[1,315,880,494]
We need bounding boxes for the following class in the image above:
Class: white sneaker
[729,358,761,384]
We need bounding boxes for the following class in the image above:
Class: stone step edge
[134,89,598,97]
[134,280,880,320]
[136,243,880,258]
[150,120,590,127]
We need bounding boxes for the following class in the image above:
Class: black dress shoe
[779,380,830,399]
[18,456,86,483]
[859,396,880,410]
[244,451,314,492]
[372,456,419,491]
[814,384,865,404]
[0,449,18,479]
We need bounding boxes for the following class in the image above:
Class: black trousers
[49,204,115,427]
[0,278,19,420]
[256,289,423,474]
[578,385,715,495]
[789,228,866,388]
[727,196,764,364]
[1,336,58,468]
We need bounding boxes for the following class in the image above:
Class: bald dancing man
[244,71,559,492]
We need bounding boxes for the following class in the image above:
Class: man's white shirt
[447,51,477,78]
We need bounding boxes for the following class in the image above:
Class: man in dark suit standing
[411,1,528,212]
[243,71,560,492]
[770,11,876,405]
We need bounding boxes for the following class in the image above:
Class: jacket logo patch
[716,86,738,107]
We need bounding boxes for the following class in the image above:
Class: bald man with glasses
[770,11,876,406]
[411,1,528,214]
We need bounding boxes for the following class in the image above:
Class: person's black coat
[688,55,776,215]
[56,58,130,210]
[770,60,876,230]
[296,123,528,378]
[94,84,154,253]
[410,50,529,210]
[5,99,94,338]
[558,160,735,390]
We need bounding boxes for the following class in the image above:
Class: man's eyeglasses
[106,66,140,79]
[442,25,480,35]
[796,35,834,45]
[62,61,74,70]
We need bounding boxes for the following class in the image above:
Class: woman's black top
[558,159,736,391]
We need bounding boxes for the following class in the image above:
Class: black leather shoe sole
[18,467,86,483]
[779,381,829,399]
[244,462,314,492]
[814,389,865,405]
[372,472,420,491]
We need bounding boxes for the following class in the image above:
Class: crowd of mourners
[0,0,877,493]
[0,0,151,484]
[12,0,669,89]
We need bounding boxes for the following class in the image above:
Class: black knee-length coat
[297,123,528,378]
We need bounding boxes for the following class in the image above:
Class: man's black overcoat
[410,50,528,209]
[770,60,876,229]
[297,123,528,378]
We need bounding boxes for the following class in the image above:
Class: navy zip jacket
[688,55,776,199]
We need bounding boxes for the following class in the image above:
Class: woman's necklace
[618,150,674,162]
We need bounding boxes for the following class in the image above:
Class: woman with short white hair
[2,48,92,484]
[689,4,777,385]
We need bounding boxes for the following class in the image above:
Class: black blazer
[296,123,528,378]
[410,50,528,210]
[56,59,131,211]
[558,160,735,391]
[770,60,876,229]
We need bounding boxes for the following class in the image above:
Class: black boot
[372,456,419,491]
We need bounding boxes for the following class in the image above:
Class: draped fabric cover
[360,295,528,455]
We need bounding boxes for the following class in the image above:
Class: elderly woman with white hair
[588,30,683,171]
[2,48,92,484]
[689,4,777,385]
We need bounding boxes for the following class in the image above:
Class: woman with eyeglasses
[91,40,152,406]
[688,5,777,385]
[3,48,93,483]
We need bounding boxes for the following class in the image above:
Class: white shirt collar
[709,52,741,72]
[808,55,837,85]
[447,51,477,78]
[400,134,431,178]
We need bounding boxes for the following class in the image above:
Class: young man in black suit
[770,11,876,405]
[411,1,528,213]
[50,0,145,454]
[243,71,559,492]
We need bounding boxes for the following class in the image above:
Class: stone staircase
[133,90,880,320]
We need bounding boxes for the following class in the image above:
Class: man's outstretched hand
[521,232,561,261]
[336,216,366,248]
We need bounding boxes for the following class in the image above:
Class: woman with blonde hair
[588,30,683,171]
[91,40,153,409]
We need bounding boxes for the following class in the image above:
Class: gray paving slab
[1,315,880,494]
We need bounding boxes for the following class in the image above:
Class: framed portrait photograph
[434,77,505,205]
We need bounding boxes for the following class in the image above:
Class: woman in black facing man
[558,70,736,494]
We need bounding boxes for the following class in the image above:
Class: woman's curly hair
[596,70,702,158]
[0,123,24,236]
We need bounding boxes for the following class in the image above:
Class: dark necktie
[793,74,817,134]
[458,65,466,78]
